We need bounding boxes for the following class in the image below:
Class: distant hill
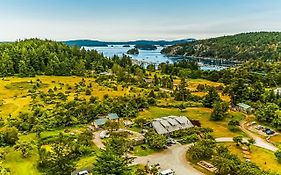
[161,32,281,61]
[63,39,195,47]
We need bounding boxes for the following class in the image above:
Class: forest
[162,32,281,61]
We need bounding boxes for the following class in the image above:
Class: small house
[236,103,254,114]
[94,118,108,129]
[93,113,119,130]
[107,113,119,120]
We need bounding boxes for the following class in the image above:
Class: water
[85,45,235,71]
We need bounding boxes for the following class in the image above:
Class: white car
[159,169,175,175]
[77,170,89,175]
[99,130,110,139]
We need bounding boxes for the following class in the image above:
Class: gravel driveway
[133,143,204,175]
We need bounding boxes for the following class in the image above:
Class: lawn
[2,147,41,175]
[139,107,245,138]
[131,144,157,156]
[269,135,281,146]
[174,78,230,102]
[224,143,281,174]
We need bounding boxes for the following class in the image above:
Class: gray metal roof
[94,118,108,126]
[152,116,193,135]
[166,117,179,126]
[152,121,168,135]
[107,113,119,120]
[160,120,171,128]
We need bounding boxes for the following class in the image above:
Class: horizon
[1,0,281,41]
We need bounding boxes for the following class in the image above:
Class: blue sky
[0,0,281,41]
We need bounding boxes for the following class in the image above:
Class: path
[215,137,278,152]
[239,121,278,152]
[92,130,105,149]
[133,143,203,175]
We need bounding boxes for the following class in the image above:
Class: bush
[85,89,92,95]
[275,150,281,163]
[228,125,240,132]
[180,134,199,144]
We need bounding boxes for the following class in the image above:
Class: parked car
[167,138,176,145]
[99,130,110,139]
[265,129,275,135]
[159,169,175,175]
[77,170,89,175]
[255,125,263,130]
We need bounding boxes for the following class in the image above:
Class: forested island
[0,37,281,175]
[127,48,139,55]
[64,39,194,47]
[162,32,281,61]
[135,44,157,50]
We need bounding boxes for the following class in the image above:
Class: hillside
[161,32,281,61]
[0,39,111,77]
[63,39,195,47]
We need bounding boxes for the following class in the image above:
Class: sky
[0,0,281,41]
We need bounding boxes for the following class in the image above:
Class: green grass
[131,144,157,156]
[269,135,281,146]
[76,156,96,169]
[5,81,49,90]
[228,111,245,121]
[224,143,281,174]
[2,147,42,175]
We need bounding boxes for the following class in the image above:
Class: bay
[85,45,236,71]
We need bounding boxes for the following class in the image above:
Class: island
[126,48,139,55]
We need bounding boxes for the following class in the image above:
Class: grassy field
[174,78,230,102]
[0,76,137,118]
[269,135,281,146]
[224,143,281,174]
[3,147,41,175]
[138,107,245,138]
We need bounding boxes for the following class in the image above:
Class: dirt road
[133,143,203,175]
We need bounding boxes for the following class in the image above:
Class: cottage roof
[107,113,119,120]
[152,116,193,134]
[94,118,108,126]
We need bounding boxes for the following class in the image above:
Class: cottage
[107,113,119,120]
[152,116,194,135]
[236,103,254,114]
[94,118,108,129]
[93,113,119,129]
